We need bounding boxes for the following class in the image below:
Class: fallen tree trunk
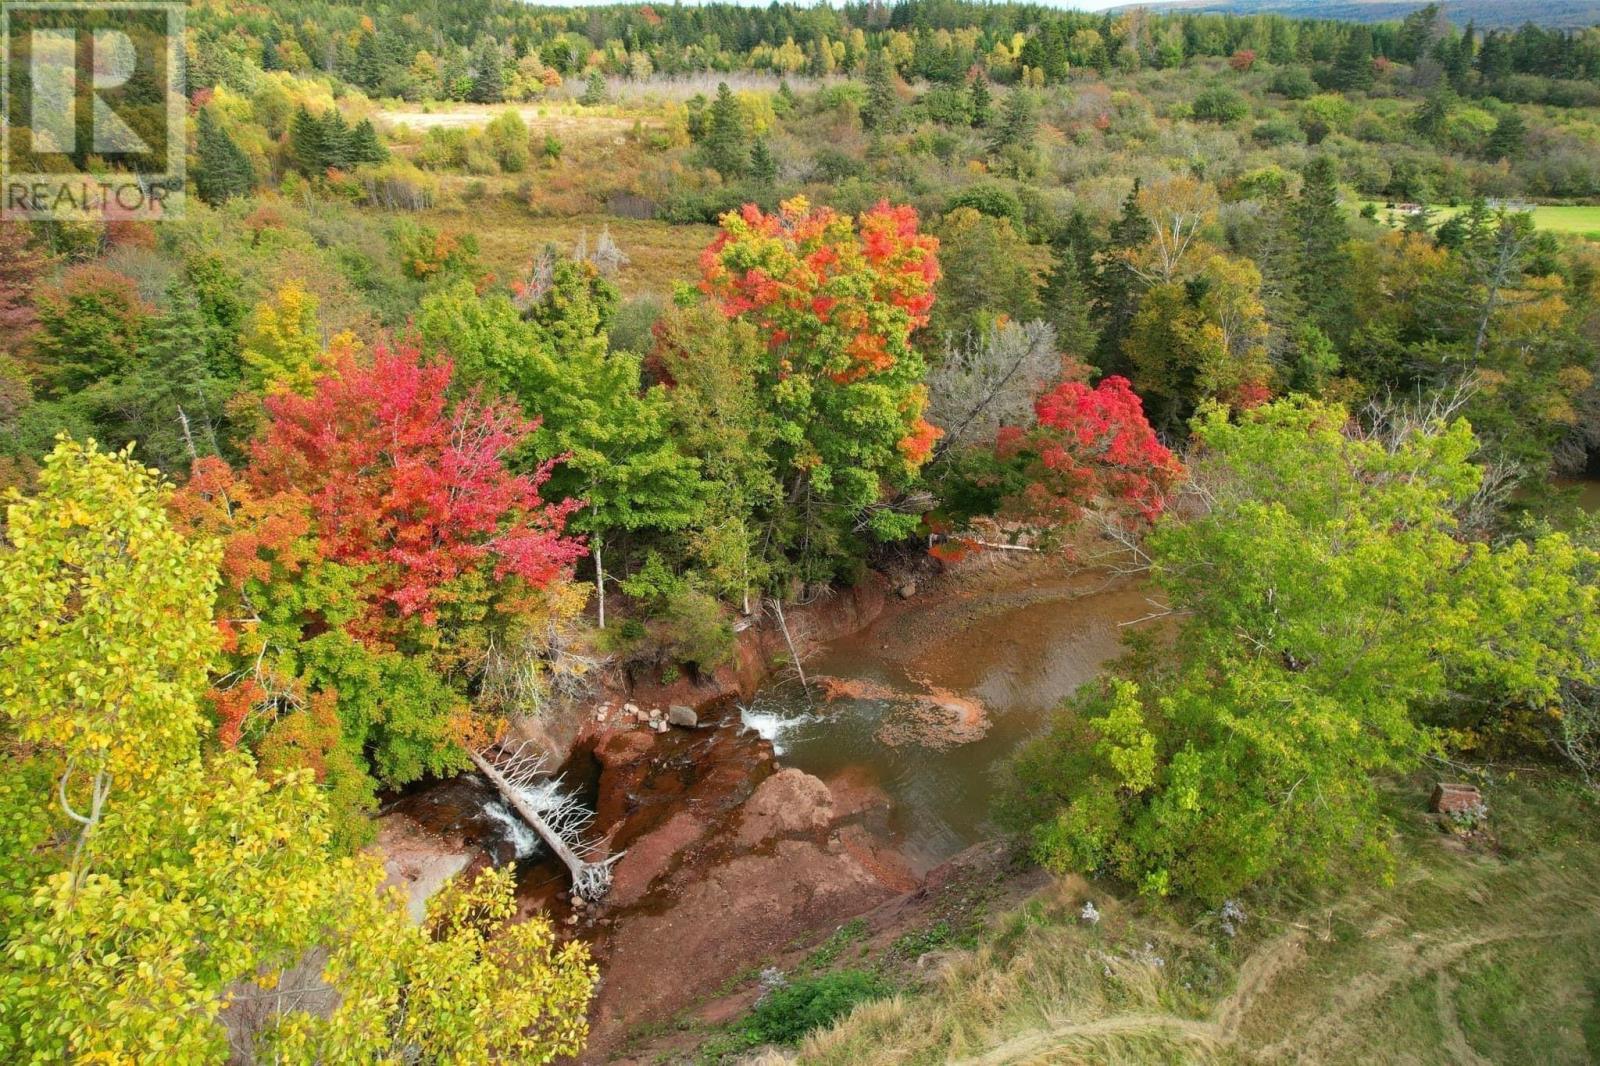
[467,748,623,902]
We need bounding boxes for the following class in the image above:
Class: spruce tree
[749,138,777,185]
[1091,179,1154,374]
[288,105,327,175]
[320,110,353,170]
[969,73,992,128]
[1331,27,1374,91]
[348,118,389,165]
[581,70,608,106]
[128,285,231,468]
[1041,210,1100,359]
[193,107,253,205]
[1294,156,1353,340]
[989,88,1037,153]
[1487,110,1526,161]
[703,82,747,179]
[468,38,505,104]
[349,32,384,92]
[862,49,897,131]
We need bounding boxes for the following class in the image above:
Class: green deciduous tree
[1124,253,1272,430]
[33,265,149,394]
[1004,400,1479,900]
[420,267,702,626]
[699,197,942,579]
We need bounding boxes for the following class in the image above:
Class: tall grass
[784,773,1600,1065]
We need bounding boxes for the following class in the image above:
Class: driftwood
[468,744,624,902]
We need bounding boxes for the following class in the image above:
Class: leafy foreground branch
[0,440,595,1063]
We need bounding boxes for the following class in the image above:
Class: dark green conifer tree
[749,138,777,185]
[863,49,897,131]
[468,38,505,103]
[969,73,992,128]
[703,82,747,179]
[193,107,253,204]
[1293,156,1353,342]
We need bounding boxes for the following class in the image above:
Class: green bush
[944,183,1026,232]
[1253,116,1303,146]
[1191,86,1249,124]
[744,970,890,1045]
[1269,65,1317,100]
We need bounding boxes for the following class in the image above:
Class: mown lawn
[1360,200,1600,239]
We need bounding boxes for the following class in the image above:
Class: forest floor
[710,770,1600,1065]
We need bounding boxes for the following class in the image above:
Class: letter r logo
[29,27,147,154]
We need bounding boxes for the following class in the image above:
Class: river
[378,561,1159,1054]
[741,570,1154,871]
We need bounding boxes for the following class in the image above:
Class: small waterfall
[483,800,540,860]
[738,701,824,756]
[480,777,569,861]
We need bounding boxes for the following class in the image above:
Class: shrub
[1191,86,1249,124]
[1269,66,1317,100]
[944,183,1026,232]
[743,971,890,1045]
[1253,116,1302,146]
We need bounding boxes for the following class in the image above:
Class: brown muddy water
[741,574,1155,872]
[379,565,1158,1055]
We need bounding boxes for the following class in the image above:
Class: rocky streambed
[378,556,1157,1060]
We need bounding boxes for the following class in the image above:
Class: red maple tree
[999,375,1185,531]
[247,344,585,630]
[0,224,49,353]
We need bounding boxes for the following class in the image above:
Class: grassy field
[417,198,714,298]
[748,771,1600,1065]
[1361,201,1600,239]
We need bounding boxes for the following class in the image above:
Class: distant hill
[1102,0,1600,30]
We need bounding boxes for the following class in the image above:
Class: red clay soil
[571,738,908,1061]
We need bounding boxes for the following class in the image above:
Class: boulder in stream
[736,768,835,847]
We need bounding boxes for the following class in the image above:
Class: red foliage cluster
[247,345,585,628]
[1000,375,1185,530]
[0,224,48,351]
[1229,49,1257,72]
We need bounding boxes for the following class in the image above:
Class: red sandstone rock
[1430,782,1484,814]
[607,812,708,907]
[590,839,894,1044]
[735,767,836,847]
[595,728,655,769]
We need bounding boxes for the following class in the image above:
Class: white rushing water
[737,701,827,756]
[480,777,570,860]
